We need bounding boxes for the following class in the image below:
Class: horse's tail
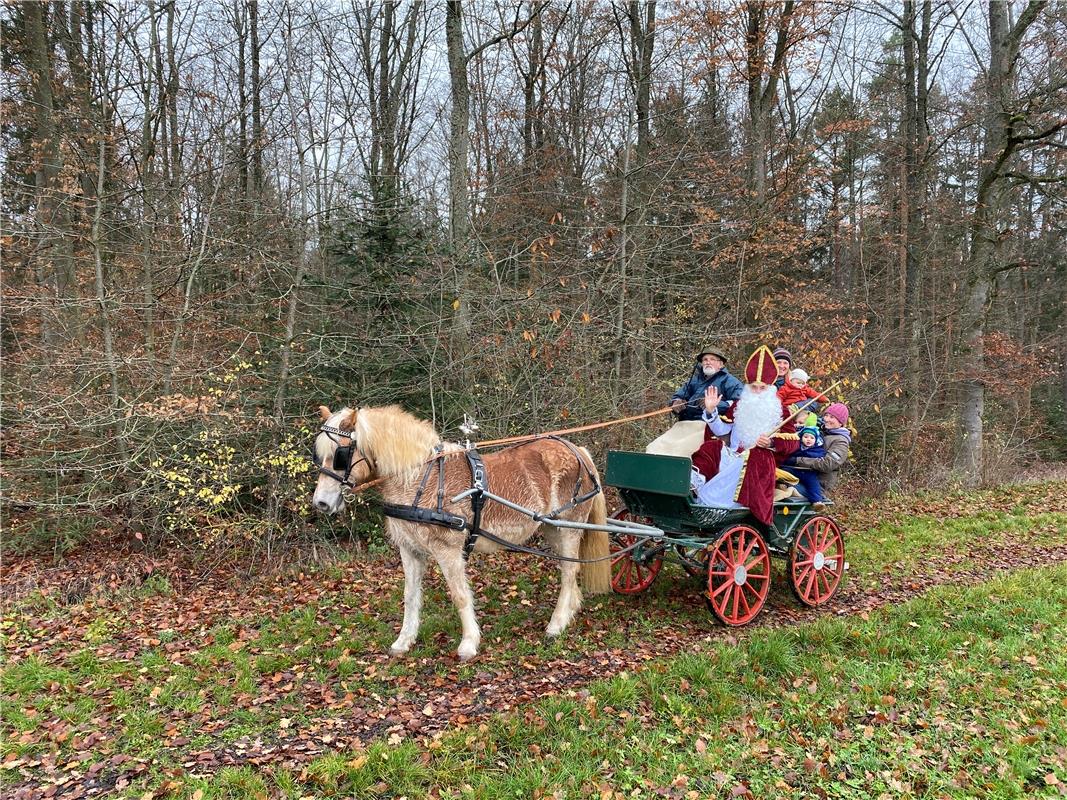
[578,450,612,595]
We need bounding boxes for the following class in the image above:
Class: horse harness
[382,437,601,561]
[313,424,372,488]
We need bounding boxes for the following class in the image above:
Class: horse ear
[340,408,357,431]
[318,405,331,421]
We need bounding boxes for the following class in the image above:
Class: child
[792,402,852,496]
[782,425,826,506]
[778,368,827,413]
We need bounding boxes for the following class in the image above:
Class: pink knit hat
[824,402,849,425]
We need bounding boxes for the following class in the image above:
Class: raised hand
[704,385,721,413]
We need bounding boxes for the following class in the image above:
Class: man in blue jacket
[647,346,743,457]
[669,346,743,420]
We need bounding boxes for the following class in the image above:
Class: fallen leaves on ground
[3,479,1066,799]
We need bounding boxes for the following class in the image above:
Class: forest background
[2,0,1065,558]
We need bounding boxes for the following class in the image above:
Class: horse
[311,405,611,661]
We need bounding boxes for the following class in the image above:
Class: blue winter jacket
[670,367,744,420]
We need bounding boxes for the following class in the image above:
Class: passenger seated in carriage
[781,425,828,509]
[645,345,743,458]
[788,402,852,498]
[778,368,828,414]
[689,346,799,527]
[772,348,793,389]
[669,345,743,419]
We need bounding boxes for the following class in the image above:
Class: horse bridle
[313,423,372,489]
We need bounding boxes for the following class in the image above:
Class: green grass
[256,562,1067,799]
[2,483,1065,797]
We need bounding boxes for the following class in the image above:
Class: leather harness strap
[462,449,487,560]
[380,438,601,562]
[380,502,466,531]
[382,445,490,561]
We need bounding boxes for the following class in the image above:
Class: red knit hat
[744,346,778,385]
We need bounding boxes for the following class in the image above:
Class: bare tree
[611,0,657,383]
[901,0,932,430]
[956,0,1060,484]
[744,0,797,207]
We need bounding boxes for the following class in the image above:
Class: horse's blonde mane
[354,405,442,478]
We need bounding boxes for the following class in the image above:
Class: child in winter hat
[778,367,828,412]
[782,425,827,504]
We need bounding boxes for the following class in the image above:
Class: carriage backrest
[606,451,692,496]
[606,450,756,531]
[605,451,696,526]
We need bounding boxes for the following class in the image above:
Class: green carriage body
[604,450,845,624]
[606,450,816,552]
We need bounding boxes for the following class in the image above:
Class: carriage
[603,450,846,626]
[311,403,848,659]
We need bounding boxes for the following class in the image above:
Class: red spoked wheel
[705,525,771,626]
[788,516,845,607]
[609,510,662,595]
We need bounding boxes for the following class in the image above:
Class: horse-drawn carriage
[311,405,847,659]
[604,450,846,626]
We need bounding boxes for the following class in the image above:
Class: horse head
[312,405,374,514]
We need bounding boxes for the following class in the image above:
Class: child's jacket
[790,442,826,461]
[777,382,828,409]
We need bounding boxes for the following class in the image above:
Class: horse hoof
[545,625,562,639]
[389,642,411,657]
[457,644,478,661]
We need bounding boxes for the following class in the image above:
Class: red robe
[691,399,799,526]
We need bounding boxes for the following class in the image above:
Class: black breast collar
[381,445,488,560]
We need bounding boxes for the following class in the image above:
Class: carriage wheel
[704,525,771,626]
[788,516,845,607]
[676,545,709,579]
[609,511,662,595]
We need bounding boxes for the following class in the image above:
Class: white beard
[731,385,783,449]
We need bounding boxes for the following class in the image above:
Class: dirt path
[192,538,1067,775]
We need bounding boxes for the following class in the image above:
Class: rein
[334,405,676,497]
[473,405,673,448]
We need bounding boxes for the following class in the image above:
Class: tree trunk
[25,1,63,348]
[91,137,129,465]
[235,0,249,196]
[165,0,183,232]
[522,7,544,171]
[613,0,656,381]
[446,1,471,249]
[141,0,162,357]
[955,0,1046,485]
[902,0,932,431]
[613,110,634,386]
[744,0,795,208]
[249,0,263,195]
[377,1,397,203]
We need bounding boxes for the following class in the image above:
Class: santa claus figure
[690,345,799,525]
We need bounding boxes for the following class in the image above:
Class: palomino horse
[311,405,611,660]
